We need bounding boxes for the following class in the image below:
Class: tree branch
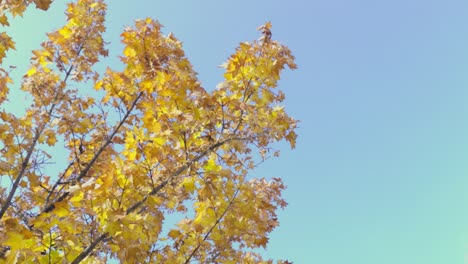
[70,136,249,263]
[0,61,77,219]
[42,92,143,213]
[126,136,248,215]
[0,127,43,219]
[70,233,108,264]
[184,182,242,263]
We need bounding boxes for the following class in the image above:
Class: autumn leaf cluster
[0,0,297,263]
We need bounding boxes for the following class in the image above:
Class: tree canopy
[0,0,297,263]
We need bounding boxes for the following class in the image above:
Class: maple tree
[0,0,297,263]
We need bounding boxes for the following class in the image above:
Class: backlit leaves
[0,32,15,64]
[0,1,297,263]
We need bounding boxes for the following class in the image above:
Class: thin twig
[41,92,143,213]
[184,182,243,264]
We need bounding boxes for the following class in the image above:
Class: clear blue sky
[5,0,468,263]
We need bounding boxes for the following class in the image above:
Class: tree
[0,0,297,263]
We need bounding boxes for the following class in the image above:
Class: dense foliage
[0,0,297,263]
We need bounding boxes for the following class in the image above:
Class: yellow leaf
[54,201,70,217]
[79,119,92,131]
[123,149,136,161]
[168,229,181,239]
[124,46,137,57]
[116,173,127,188]
[26,67,36,77]
[46,132,57,146]
[39,57,48,67]
[152,137,165,145]
[140,80,154,92]
[4,218,19,230]
[59,27,73,39]
[180,177,195,193]
[10,5,26,17]
[5,249,19,263]
[204,158,221,172]
[166,200,176,209]
[5,232,25,250]
[0,15,9,26]
[94,80,103,90]
[66,240,75,247]
[70,191,84,208]
[194,207,216,226]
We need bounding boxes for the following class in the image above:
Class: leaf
[26,67,36,77]
[5,232,25,250]
[124,46,137,57]
[45,131,57,146]
[5,250,19,263]
[53,201,70,217]
[34,0,53,11]
[70,191,84,206]
[204,158,221,172]
[180,177,196,193]
[4,218,19,230]
[285,131,297,149]
[0,15,9,26]
[0,160,10,171]
[167,229,181,239]
[59,27,73,39]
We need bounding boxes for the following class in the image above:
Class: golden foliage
[0,1,297,263]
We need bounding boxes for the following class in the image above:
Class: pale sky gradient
[5,0,468,263]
